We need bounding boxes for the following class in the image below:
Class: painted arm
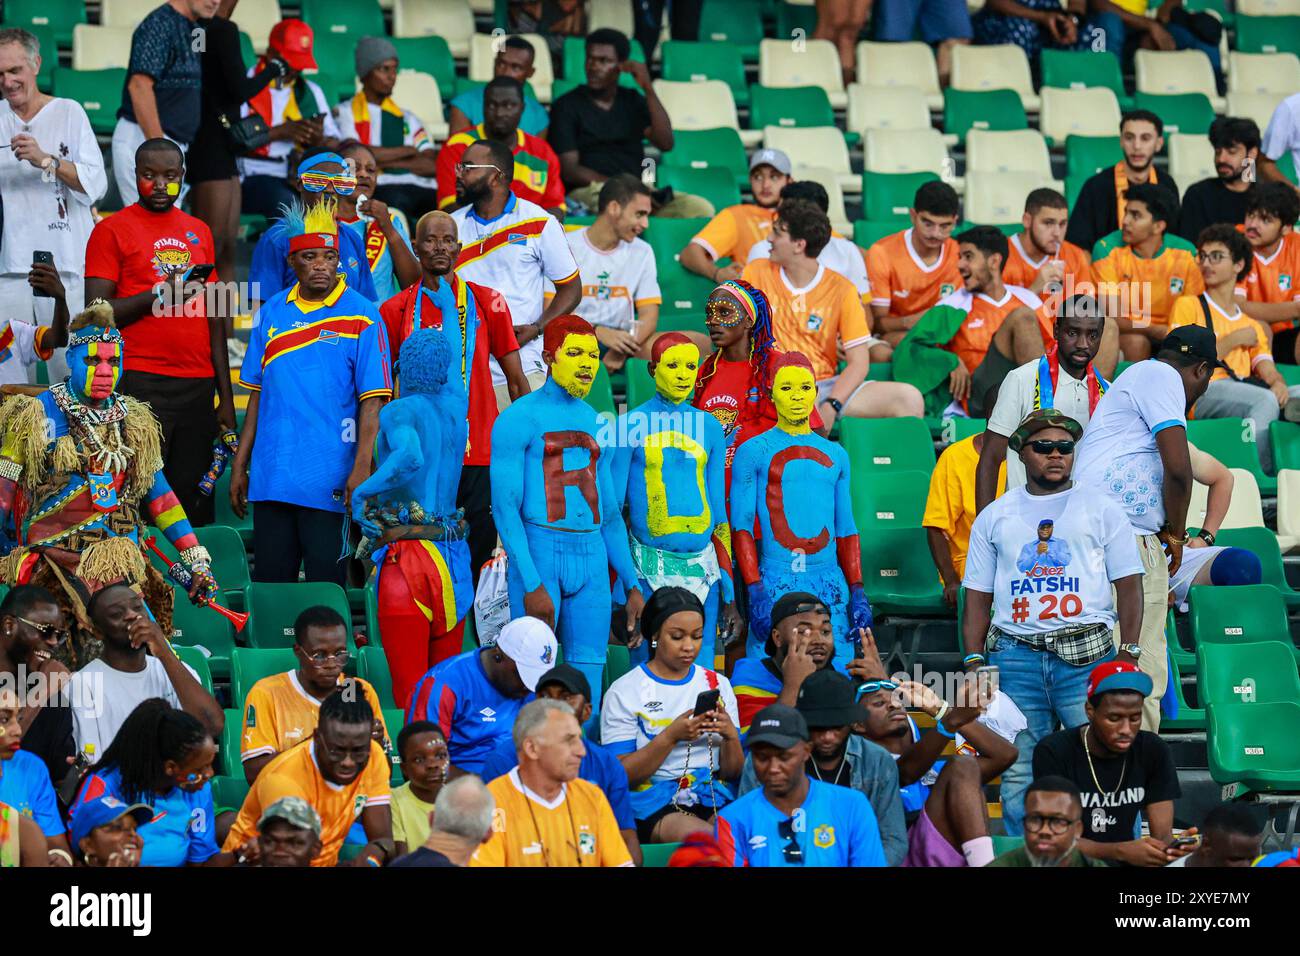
[729,444,769,646]
[834,451,872,634]
[599,445,641,596]
[489,411,542,591]
[351,410,424,537]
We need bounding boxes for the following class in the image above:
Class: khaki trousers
[1113,532,1170,731]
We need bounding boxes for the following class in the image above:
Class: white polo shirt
[558,227,661,333]
[453,193,579,383]
[987,357,1097,490]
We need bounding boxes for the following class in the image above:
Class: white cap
[749,148,792,176]
[495,617,559,692]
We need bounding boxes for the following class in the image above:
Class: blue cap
[71,795,154,847]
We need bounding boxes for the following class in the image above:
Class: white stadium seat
[1038,87,1122,145]
[653,79,763,146]
[1135,49,1226,112]
[72,25,134,71]
[392,70,448,142]
[1226,92,1287,136]
[792,166,853,234]
[100,0,164,27]
[237,0,283,53]
[763,126,859,192]
[1167,133,1216,189]
[469,33,553,102]
[950,44,1040,112]
[847,84,933,139]
[1275,469,1300,552]
[1237,0,1300,14]
[394,0,475,57]
[759,38,847,109]
[1188,469,1265,533]
[589,0,636,35]
[966,129,1053,179]
[856,42,943,111]
[1227,52,1300,95]
[963,171,1061,225]
[863,128,961,192]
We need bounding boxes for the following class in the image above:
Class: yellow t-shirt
[1092,242,1204,327]
[222,739,392,867]
[1168,293,1270,382]
[741,258,873,381]
[922,435,1006,578]
[241,671,389,765]
[690,204,776,263]
[470,769,633,868]
[866,228,962,317]
[391,781,434,850]
[1110,0,1148,15]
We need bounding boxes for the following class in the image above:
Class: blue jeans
[1091,11,1222,77]
[991,635,1116,835]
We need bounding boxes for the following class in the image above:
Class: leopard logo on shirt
[152,237,191,279]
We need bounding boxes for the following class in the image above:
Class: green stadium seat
[169,595,237,682]
[853,219,901,250]
[661,41,749,107]
[213,469,253,548]
[245,582,352,649]
[3,0,86,47]
[699,0,764,60]
[299,0,385,39]
[1205,700,1300,791]
[750,85,836,133]
[239,30,256,71]
[52,68,125,135]
[358,645,397,711]
[950,418,987,442]
[220,708,243,777]
[384,708,405,783]
[1065,172,1089,207]
[231,648,296,710]
[603,644,632,696]
[391,36,457,99]
[861,172,938,224]
[943,89,1028,144]
[349,586,383,647]
[584,363,617,419]
[1198,639,1300,709]
[1186,417,1275,495]
[1186,0,1234,28]
[196,525,251,601]
[861,526,949,616]
[1132,92,1215,136]
[1188,583,1293,650]
[990,834,1022,857]
[1236,15,1300,56]
[640,841,683,866]
[1270,421,1300,471]
[850,469,930,531]
[660,128,751,190]
[24,23,56,90]
[1214,528,1300,612]
[625,358,655,409]
[1163,648,1206,731]
[560,35,645,85]
[658,165,742,215]
[1065,135,1123,180]
[174,645,214,696]
[644,218,715,317]
[840,417,937,476]
[774,0,818,38]
[1040,50,1133,109]
[211,775,250,814]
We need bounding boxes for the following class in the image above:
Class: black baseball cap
[1161,325,1232,373]
[796,670,864,728]
[746,704,810,749]
[765,591,830,656]
[536,663,591,701]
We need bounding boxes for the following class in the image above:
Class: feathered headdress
[67,300,122,349]
[281,196,340,254]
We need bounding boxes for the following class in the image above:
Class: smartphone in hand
[693,689,721,716]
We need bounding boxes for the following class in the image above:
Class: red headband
[288,231,338,254]
[543,314,597,354]
[772,351,815,376]
[650,331,694,364]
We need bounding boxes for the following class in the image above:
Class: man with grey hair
[390,776,496,867]
[471,698,633,867]
[0,27,106,384]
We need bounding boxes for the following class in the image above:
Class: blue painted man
[490,314,645,712]
[612,332,739,665]
[352,328,472,710]
[730,352,874,667]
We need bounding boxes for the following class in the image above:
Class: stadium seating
[763,126,857,193]
[390,36,458,99]
[469,33,553,101]
[652,79,761,147]
[1132,92,1216,135]
[1272,421,1300,471]
[1187,583,1291,648]
[659,128,750,190]
[170,593,238,682]
[1198,639,1300,709]
[758,38,846,109]
[393,0,474,56]
[220,709,242,777]
[358,645,398,711]
[847,84,933,142]
[1186,418,1274,494]
[855,41,943,111]
[71,24,133,71]
[1039,49,1132,110]
[100,0,166,27]
[246,582,353,649]
[585,364,617,419]
[854,219,900,249]
[1187,467,1265,531]
[1065,135,1123,179]
[850,469,930,531]
[1235,15,1300,55]
[949,43,1039,111]
[602,644,632,696]
[863,129,955,189]
[174,646,214,696]
[1167,133,1216,188]
[964,171,1060,226]
[861,526,949,616]
[2,0,86,48]
[588,0,637,34]
[231,648,296,710]
[1134,49,1226,113]
[791,166,853,233]
[299,0,385,40]
[841,417,937,475]
[1205,699,1300,791]
[861,171,938,223]
[53,67,124,135]
[943,89,1028,145]
[965,130,1056,184]
[236,0,282,53]
[1163,649,1206,731]
[624,358,655,408]
[699,0,765,60]
[196,525,252,601]
[1215,527,1300,610]
[1227,51,1300,94]
[1038,87,1123,146]
[392,70,449,140]
[658,165,741,214]
[211,775,250,814]
[661,41,750,107]
[643,218,714,317]
[1274,469,1300,552]
[641,842,682,866]
[749,85,836,133]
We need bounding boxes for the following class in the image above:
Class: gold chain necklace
[1081,726,1127,795]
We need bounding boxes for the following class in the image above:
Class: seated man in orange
[894,226,1054,418]
[1003,188,1094,310]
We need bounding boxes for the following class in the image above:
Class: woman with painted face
[69,698,252,866]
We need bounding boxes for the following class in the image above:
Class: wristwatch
[1162,524,1190,545]
[1120,643,1141,658]
[822,397,844,415]
[1197,529,1216,546]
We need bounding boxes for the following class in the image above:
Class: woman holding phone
[601,587,744,844]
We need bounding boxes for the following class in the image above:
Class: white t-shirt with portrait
[964,484,1144,637]
[1072,359,1188,535]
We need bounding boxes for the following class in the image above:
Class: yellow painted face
[652,342,700,402]
[772,364,816,426]
[551,333,600,398]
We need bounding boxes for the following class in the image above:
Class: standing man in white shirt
[976,295,1112,510]
[1257,91,1300,199]
[452,138,582,408]
[1072,326,1215,731]
[963,408,1145,835]
[0,28,107,384]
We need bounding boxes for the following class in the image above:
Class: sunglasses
[777,818,803,865]
[1027,439,1075,455]
[855,679,898,700]
[300,171,357,195]
[16,617,70,646]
